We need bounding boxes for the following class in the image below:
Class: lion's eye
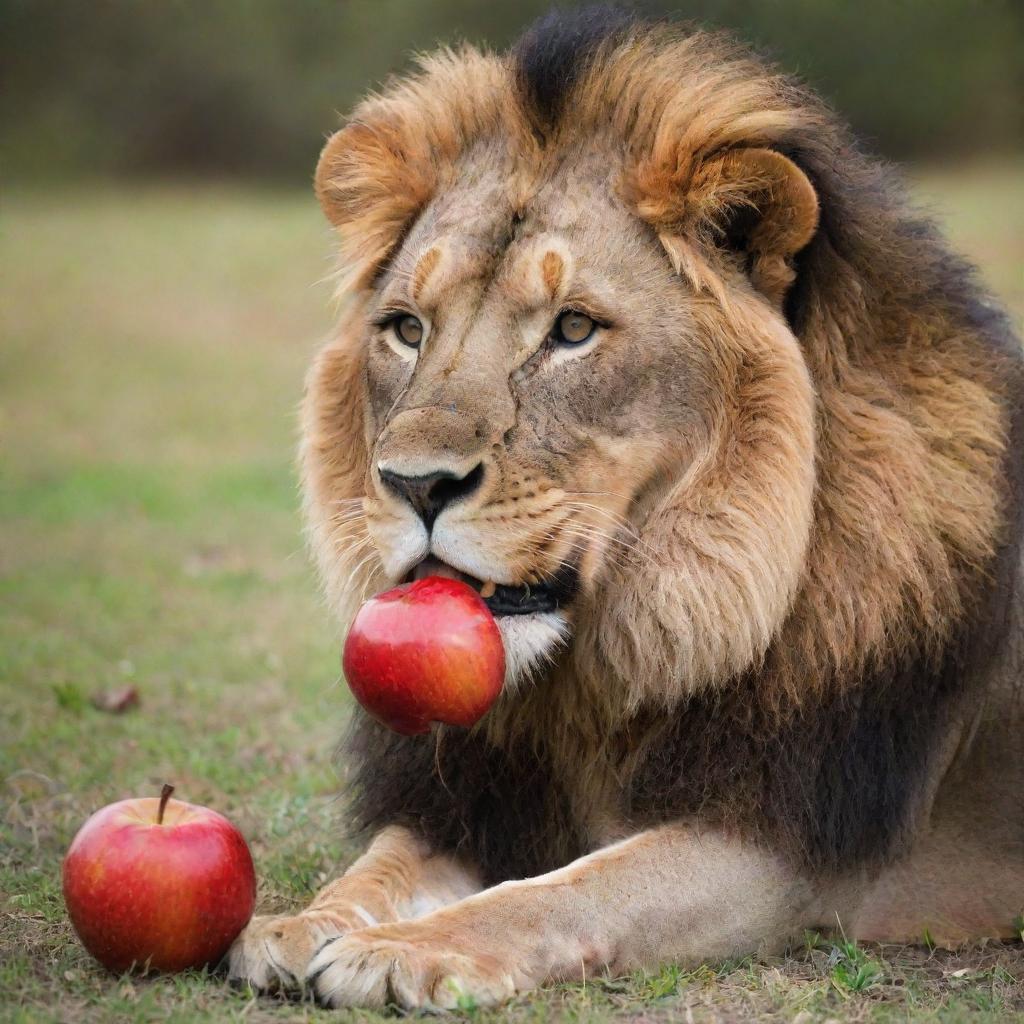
[392,315,423,348]
[551,311,596,346]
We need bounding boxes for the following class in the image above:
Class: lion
[227,9,1024,1010]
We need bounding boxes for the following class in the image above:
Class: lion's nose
[378,463,485,529]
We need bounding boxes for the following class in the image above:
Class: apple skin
[343,576,506,735]
[62,792,255,973]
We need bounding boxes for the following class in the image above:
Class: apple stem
[157,783,174,825]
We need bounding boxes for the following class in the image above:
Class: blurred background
[2,3,1023,1017]
[4,0,1024,179]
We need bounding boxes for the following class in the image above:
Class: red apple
[343,576,505,735]
[62,785,255,973]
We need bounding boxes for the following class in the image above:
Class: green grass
[2,163,1022,1022]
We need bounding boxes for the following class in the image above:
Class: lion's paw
[226,912,348,992]
[306,927,525,1010]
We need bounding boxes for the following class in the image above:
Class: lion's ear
[633,147,818,306]
[314,121,435,289]
[694,148,818,305]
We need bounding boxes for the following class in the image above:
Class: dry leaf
[90,685,140,714]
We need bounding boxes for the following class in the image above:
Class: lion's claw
[306,928,524,1010]
[226,912,348,993]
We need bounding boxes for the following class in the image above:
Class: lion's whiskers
[553,508,658,566]
[331,507,369,525]
[553,525,654,576]
[463,513,653,582]
[341,550,383,597]
[331,493,656,595]
[333,534,375,564]
[559,499,659,559]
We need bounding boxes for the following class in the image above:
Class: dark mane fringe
[340,10,1024,883]
[625,614,1007,870]
[341,714,587,884]
[513,4,638,132]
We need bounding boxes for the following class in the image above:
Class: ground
[2,161,1022,1023]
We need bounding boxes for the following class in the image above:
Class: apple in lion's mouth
[343,572,506,735]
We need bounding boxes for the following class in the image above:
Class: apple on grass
[62,784,255,973]
[343,575,506,735]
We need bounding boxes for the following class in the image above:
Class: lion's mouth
[404,556,578,616]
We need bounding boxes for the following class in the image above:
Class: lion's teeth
[480,580,497,599]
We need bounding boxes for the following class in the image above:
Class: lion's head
[301,12,1018,730]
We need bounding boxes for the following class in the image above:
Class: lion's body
[228,10,1023,1007]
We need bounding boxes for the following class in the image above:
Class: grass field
[2,162,1022,1023]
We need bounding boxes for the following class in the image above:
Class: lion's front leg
[226,825,480,992]
[308,825,827,1010]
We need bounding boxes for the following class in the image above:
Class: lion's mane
[307,9,1023,884]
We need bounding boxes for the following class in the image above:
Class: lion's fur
[303,10,1023,891]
